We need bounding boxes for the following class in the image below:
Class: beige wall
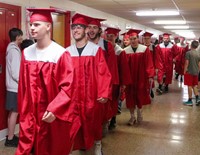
[0,0,162,40]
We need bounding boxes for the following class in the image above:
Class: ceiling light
[172,30,196,38]
[154,20,186,24]
[164,25,189,29]
[136,11,179,16]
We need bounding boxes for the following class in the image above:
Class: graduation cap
[143,32,153,37]
[121,32,130,39]
[105,27,121,36]
[127,29,142,37]
[163,33,171,38]
[72,13,92,26]
[27,8,56,23]
[88,17,106,27]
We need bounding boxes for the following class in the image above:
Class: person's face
[123,38,130,47]
[71,24,86,42]
[30,21,51,40]
[106,34,116,43]
[143,36,151,45]
[130,35,139,47]
[87,24,100,40]
[180,38,185,44]
[16,35,23,45]
[163,36,170,44]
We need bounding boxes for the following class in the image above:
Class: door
[0,2,21,130]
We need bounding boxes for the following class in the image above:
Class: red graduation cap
[105,27,121,36]
[88,17,106,27]
[72,13,92,26]
[127,29,142,37]
[121,32,129,39]
[163,33,171,38]
[143,32,153,37]
[27,8,56,23]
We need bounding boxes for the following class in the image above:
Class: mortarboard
[143,32,153,37]
[88,17,106,27]
[163,33,171,38]
[105,27,121,36]
[121,32,129,39]
[27,8,56,23]
[72,13,92,26]
[127,29,142,37]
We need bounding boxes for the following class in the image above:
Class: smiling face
[130,35,139,48]
[71,24,87,42]
[143,36,151,46]
[87,24,101,41]
[30,21,51,40]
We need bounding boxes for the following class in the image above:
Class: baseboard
[0,124,19,141]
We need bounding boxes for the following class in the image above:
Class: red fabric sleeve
[47,51,74,121]
[96,48,112,100]
[145,47,155,78]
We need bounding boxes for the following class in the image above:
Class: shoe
[164,86,168,92]
[4,135,19,147]
[94,143,103,155]
[180,76,183,82]
[127,117,136,126]
[108,117,116,130]
[183,100,193,106]
[156,88,163,95]
[137,109,143,123]
[150,89,154,98]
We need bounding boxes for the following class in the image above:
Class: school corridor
[0,79,200,155]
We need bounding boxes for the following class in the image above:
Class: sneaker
[183,100,193,106]
[156,88,163,95]
[150,89,154,98]
[137,109,143,123]
[164,86,168,92]
[127,117,136,126]
[4,135,19,147]
[94,143,103,155]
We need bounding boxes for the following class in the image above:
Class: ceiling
[69,0,200,39]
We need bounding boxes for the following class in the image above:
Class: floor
[1,78,200,155]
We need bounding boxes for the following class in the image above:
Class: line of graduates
[15,7,188,155]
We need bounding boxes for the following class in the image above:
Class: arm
[184,59,189,74]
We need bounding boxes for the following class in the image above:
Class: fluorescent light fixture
[154,20,186,24]
[164,25,189,29]
[172,30,196,38]
[136,11,179,16]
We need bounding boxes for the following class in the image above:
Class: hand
[42,111,56,123]
[97,97,108,103]
[149,78,153,83]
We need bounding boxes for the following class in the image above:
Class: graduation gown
[66,41,112,150]
[156,42,176,84]
[16,42,77,155]
[174,43,189,75]
[124,44,154,109]
[107,44,131,117]
[97,38,119,123]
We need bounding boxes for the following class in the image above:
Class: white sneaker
[94,143,102,155]
[127,117,136,126]
[137,109,143,123]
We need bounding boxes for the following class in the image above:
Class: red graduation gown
[16,42,76,155]
[124,44,154,109]
[97,38,119,123]
[174,43,189,75]
[67,41,112,150]
[107,44,131,117]
[156,42,176,84]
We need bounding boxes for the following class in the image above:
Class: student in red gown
[104,27,131,129]
[16,8,76,155]
[156,33,176,94]
[87,17,119,143]
[142,32,156,98]
[66,13,112,155]
[174,37,189,82]
[124,29,154,125]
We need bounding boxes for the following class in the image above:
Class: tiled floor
[1,78,200,155]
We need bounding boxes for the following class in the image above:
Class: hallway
[0,79,200,155]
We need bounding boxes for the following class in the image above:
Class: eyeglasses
[71,24,85,30]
